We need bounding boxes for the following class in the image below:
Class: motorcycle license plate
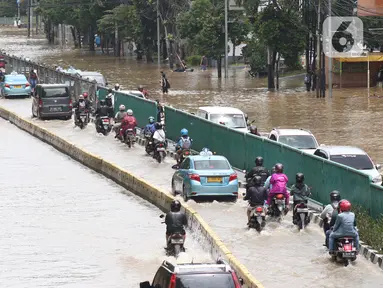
[207,177,222,183]
[297,208,309,213]
[157,147,165,151]
[275,200,284,204]
[171,239,184,244]
[342,252,355,258]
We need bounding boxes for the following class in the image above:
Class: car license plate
[207,177,222,183]
[49,106,62,112]
[157,147,165,151]
[342,252,355,258]
[275,200,284,204]
[171,239,184,244]
[297,208,309,213]
[14,85,22,88]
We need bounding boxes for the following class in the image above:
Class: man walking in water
[200,55,207,71]
[160,71,170,94]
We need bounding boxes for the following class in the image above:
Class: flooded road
[2,27,383,165]
[1,98,382,287]
[0,118,211,288]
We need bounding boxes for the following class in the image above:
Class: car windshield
[278,135,318,149]
[177,273,236,288]
[81,74,105,86]
[210,114,246,129]
[330,154,374,170]
[42,87,69,98]
[5,75,27,82]
[194,160,230,170]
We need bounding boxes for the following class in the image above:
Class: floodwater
[1,98,382,288]
[0,118,211,288]
[1,27,383,166]
[1,27,383,287]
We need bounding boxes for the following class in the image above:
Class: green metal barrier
[369,184,383,218]
[97,87,108,101]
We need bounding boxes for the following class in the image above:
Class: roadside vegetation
[354,206,383,253]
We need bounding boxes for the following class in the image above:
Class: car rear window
[194,160,230,170]
[6,75,27,82]
[330,154,374,170]
[278,135,317,149]
[42,87,69,98]
[177,273,235,288]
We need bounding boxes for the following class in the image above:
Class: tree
[178,0,226,77]
[228,11,250,61]
[242,38,267,76]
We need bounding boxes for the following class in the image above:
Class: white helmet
[127,109,133,116]
[79,95,84,100]
[119,104,125,111]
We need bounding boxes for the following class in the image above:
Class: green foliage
[186,55,202,66]
[354,206,383,253]
[228,11,250,49]
[242,38,267,74]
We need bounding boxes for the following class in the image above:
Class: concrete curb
[135,135,383,270]
[0,107,264,288]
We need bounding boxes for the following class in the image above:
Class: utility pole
[17,0,20,21]
[328,0,332,98]
[224,0,228,78]
[27,0,31,38]
[316,0,321,97]
[157,0,160,66]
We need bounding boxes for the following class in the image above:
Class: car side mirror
[105,82,108,86]
[242,193,246,196]
[191,112,195,115]
[159,214,165,218]
[139,281,152,288]
[238,278,244,285]
[172,164,179,170]
[376,164,381,170]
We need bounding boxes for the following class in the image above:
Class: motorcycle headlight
[372,175,382,183]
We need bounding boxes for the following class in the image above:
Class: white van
[196,106,248,133]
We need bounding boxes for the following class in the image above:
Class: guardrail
[1,52,382,219]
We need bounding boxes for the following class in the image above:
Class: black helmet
[171,200,181,212]
[255,156,263,166]
[253,176,262,186]
[154,122,162,129]
[108,88,113,94]
[274,163,283,173]
[296,173,304,183]
[330,190,341,203]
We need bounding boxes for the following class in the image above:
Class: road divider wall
[0,106,264,288]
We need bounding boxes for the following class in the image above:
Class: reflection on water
[2,28,383,166]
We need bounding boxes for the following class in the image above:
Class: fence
[1,51,98,109]
[2,53,383,219]
[0,16,28,25]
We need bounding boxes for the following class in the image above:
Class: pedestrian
[160,71,170,94]
[304,71,312,92]
[156,99,164,123]
[200,55,207,71]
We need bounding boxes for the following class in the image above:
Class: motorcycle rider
[94,99,112,128]
[113,105,127,136]
[138,85,149,97]
[243,176,268,224]
[329,200,359,254]
[175,128,193,165]
[82,92,92,114]
[105,92,114,110]
[290,173,311,224]
[266,163,289,213]
[321,191,342,247]
[249,125,261,136]
[120,109,137,140]
[165,200,188,246]
[245,156,270,188]
[114,83,120,91]
[152,122,166,157]
[264,166,276,190]
[143,116,156,137]
[73,95,90,123]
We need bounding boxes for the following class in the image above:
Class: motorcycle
[159,214,185,258]
[96,116,112,136]
[268,193,286,220]
[144,131,154,155]
[178,148,191,164]
[294,201,310,230]
[75,110,89,129]
[124,128,136,148]
[154,142,166,163]
[331,237,357,266]
[249,206,266,232]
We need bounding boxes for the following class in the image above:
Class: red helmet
[339,200,351,212]
[82,92,88,98]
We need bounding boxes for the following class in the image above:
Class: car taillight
[189,173,200,182]
[168,274,176,288]
[231,271,242,288]
[5,84,10,88]
[276,194,284,199]
[69,99,73,109]
[229,173,237,182]
[184,151,190,155]
[39,99,43,108]
[25,83,30,87]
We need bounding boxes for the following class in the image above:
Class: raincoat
[267,173,289,205]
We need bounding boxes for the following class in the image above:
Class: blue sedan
[171,155,239,201]
[1,73,31,98]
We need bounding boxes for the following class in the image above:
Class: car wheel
[171,179,178,195]
[182,185,188,202]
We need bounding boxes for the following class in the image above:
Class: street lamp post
[224,0,228,78]
[157,0,160,66]
[328,0,332,98]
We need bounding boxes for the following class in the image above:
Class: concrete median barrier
[0,105,265,288]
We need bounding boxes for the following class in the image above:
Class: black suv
[140,258,243,288]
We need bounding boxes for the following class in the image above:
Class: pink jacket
[269,173,288,195]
